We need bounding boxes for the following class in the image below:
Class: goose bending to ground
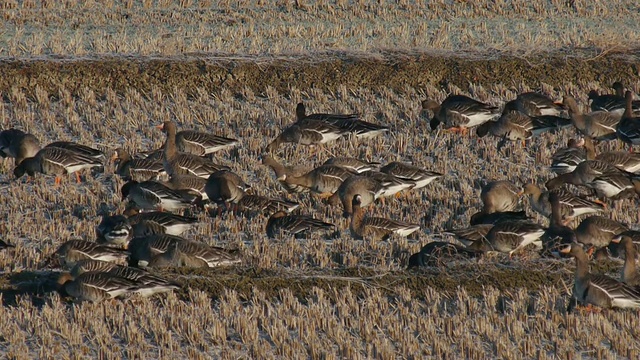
[349,194,420,241]
[0,129,40,164]
[520,183,605,218]
[266,211,335,238]
[326,175,386,216]
[171,128,238,156]
[467,221,545,257]
[278,165,354,197]
[14,147,104,184]
[296,102,388,139]
[124,205,199,235]
[422,94,500,133]
[480,180,521,214]
[583,137,640,174]
[113,148,166,181]
[610,236,640,287]
[442,224,493,247]
[476,108,570,148]
[145,238,242,268]
[469,210,530,225]
[561,243,640,310]
[506,92,565,117]
[550,138,587,175]
[57,272,139,302]
[407,241,483,268]
[121,180,201,212]
[573,215,628,253]
[563,96,621,141]
[323,157,380,173]
[262,155,311,193]
[266,115,347,152]
[379,161,443,190]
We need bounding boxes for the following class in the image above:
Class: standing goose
[121,180,201,212]
[550,138,587,175]
[265,117,347,153]
[326,175,386,216]
[442,224,493,247]
[296,102,388,139]
[43,240,128,269]
[0,129,40,165]
[616,91,640,151]
[422,94,499,133]
[561,243,640,310]
[262,155,311,193]
[573,215,628,253]
[323,157,380,173]
[480,180,521,214]
[266,211,335,239]
[113,148,167,181]
[278,165,354,198]
[57,272,139,302]
[563,96,621,141]
[172,128,238,156]
[14,147,103,184]
[508,92,565,117]
[610,236,640,287]
[545,160,640,200]
[349,195,420,241]
[583,136,640,173]
[467,221,545,257]
[379,162,443,190]
[520,183,605,218]
[159,121,230,178]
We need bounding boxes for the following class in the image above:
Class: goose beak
[276,175,286,181]
[611,235,622,244]
[559,245,571,254]
[155,124,164,130]
[517,190,525,197]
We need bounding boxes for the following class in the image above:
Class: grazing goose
[407,241,483,268]
[573,215,628,253]
[616,91,640,150]
[379,162,443,190]
[476,108,570,146]
[14,147,104,184]
[540,192,578,257]
[57,272,139,302]
[133,147,164,161]
[545,160,640,200]
[46,141,105,162]
[121,180,201,212]
[550,138,587,175]
[480,180,521,214]
[278,165,354,197]
[520,183,605,218]
[172,128,238,156]
[561,243,640,310]
[145,238,242,268]
[326,175,386,216]
[442,224,493,247]
[349,194,420,241]
[360,171,416,198]
[467,221,545,256]
[563,96,621,141]
[507,92,565,117]
[164,174,209,201]
[587,82,640,113]
[265,116,347,153]
[235,195,300,215]
[583,136,640,173]
[422,94,499,133]
[159,121,230,178]
[296,102,388,139]
[44,240,128,268]
[262,155,311,193]
[610,236,640,287]
[469,210,530,225]
[113,148,166,181]
[97,214,132,246]
[0,129,40,165]
[323,157,380,173]
[204,170,251,211]
[70,259,180,297]
[266,211,335,239]
[124,205,198,235]
[0,239,15,251]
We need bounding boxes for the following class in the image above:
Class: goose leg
[55,176,61,186]
[592,199,607,209]
[75,172,82,183]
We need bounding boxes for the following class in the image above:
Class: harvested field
[1,1,640,358]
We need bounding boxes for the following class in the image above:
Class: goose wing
[177,130,239,155]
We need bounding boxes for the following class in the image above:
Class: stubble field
[1,1,640,359]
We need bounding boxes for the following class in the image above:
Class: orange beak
[155,124,164,130]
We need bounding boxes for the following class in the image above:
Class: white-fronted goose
[278,165,354,197]
[563,96,621,141]
[45,141,105,162]
[469,210,530,225]
[443,224,493,247]
[422,94,500,133]
[0,128,40,165]
[113,148,166,181]
[480,180,521,214]
[121,180,201,212]
[520,183,605,218]
[616,91,640,150]
[407,241,483,268]
[97,214,132,246]
[326,175,386,216]
[57,272,139,302]
[467,221,545,256]
[508,92,565,117]
[540,192,578,258]
[0,239,15,251]
[172,129,238,156]
[296,102,388,139]
[323,157,380,173]
[550,138,587,175]
[476,108,570,146]
[583,136,640,173]
[360,170,416,198]
[145,238,242,268]
[561,243,640,310]
[14,147,103,184]
[379,161,442,190]
[262,155,311,193]
[164,174,209,201]
[124,205,198,235]
[44,240,128,268]
[236,194,300,215]
[610,235,640,287]
[266,116,347,153]
[204,170,250,210]
[266,211,335,239]
[159,121,230,178]
[588,82,640,113]
[350,194,420,241]
[573,215,628,252]
[546,160,640,200]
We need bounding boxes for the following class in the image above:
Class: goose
[476,107,570,147]
[164,174,209,201]
[0,128,40,164]
[121,180,201,212]
[467,221,545,256]
[265,116,347,152]
[235,194,300,215]
[563,96,621,141]
[296,102,388,139]
[422,94,499,133]
[379,161,443,190]
[583,136,640,174]
[573,215,628,253]
[145,238,242,268]
[550,138,587,175]
[56,272,139,302]
[204,170,251,211]
[540,191,578,257]
[96,214,132,246]
[113,148,166,181]
[266,211,335,238]
[123,204,199,235]
[262,155,311,193]
[442,224,493,247]
[14,147,104,184]
[587,82,640,113]
[43,240,128,268]
[45,141,105,162]
[349,194,420,241]
[561,243,640,310]
[171,128,238,156]
[469,210,530,225]
[323,157,380,173]
[407,241,483,268]
[520,183,605,218]
[610,236,640,287]
[616,91,640,151]
[480,180,521,214]
[360,170,416,198]
[277,165,354,197]
[159,121,230,178]
[507,92,565,117]
[326,175,386,216]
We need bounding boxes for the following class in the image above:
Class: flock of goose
[2,83,640,311]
